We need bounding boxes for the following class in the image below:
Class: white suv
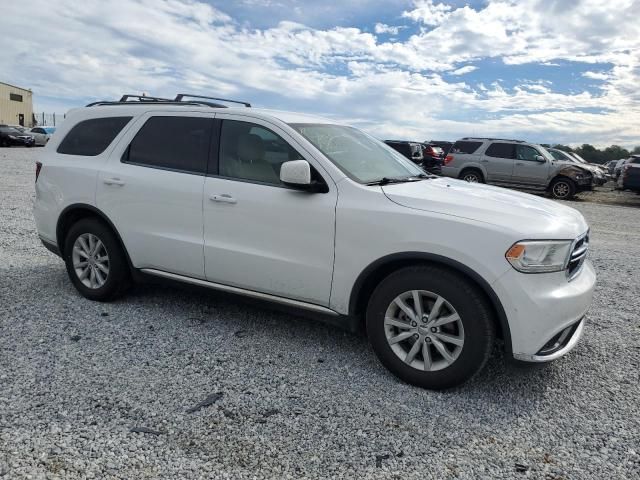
[34,94,596,389]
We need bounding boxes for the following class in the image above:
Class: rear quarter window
[57,117,132,156]
[451,141,482,154]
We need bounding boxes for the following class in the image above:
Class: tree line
[542,144,640,165]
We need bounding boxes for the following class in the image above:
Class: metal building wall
[0,82,34,127]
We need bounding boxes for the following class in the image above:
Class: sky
[1,0,639,147]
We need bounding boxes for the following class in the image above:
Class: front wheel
[366,265,495,390]
[549,177,576,200]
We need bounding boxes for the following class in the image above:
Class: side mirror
[280,160,328,193]
[535,155,546,162]
[280,158,312,185]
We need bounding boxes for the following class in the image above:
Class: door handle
[480,159,489,163]
[103,177,125,186]
[209,193,237,204]
[515,162,523,166]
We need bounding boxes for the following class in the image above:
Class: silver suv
[441,137,594,199]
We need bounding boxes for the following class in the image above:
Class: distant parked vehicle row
[0,125,56,147]
[384,140,442,174]
[441,137,595,199]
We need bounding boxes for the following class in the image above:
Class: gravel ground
[1,147,639,479]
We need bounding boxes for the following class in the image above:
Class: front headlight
[8,135,17,140]
[505,240,572,273]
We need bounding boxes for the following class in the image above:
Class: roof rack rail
[175,94,251,107]
[120,94,174,102]
[85,93,252,108]
[461,137,526,143]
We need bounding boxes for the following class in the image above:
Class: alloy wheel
[463,172,480,182]
[553,181,570,198]
[384,290,465,372]
[72,233,110,289]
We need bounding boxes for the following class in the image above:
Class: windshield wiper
[366,173,435,185]
[366,177,414,186]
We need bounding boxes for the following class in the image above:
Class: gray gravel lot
[1,147,639,479]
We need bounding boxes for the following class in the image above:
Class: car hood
[555,159,597,175]
[382,178,588,238]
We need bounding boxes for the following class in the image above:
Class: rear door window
[123,116,213,174]
[485,143,516,159]
[451,141,482,154]
[57,117,132,156]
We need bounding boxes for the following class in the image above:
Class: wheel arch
[458,166,485,181]
[56,204,135,271]
[348,252,512,353]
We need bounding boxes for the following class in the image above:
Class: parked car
[604,160,617,176]
[614,158,629,180]
[34,94,595,390]
[384,140,424,163]
[426,140,453,156]
[29,126,56,146]
[420,143,443,174]
[566,152,608,177]
[547,148,606,186]
[0,126,35,147]
[384,140,441,174]
[442,137,594,199]
[616,155,640,192]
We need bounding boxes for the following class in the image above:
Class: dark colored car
[420,144,443,174]
[617,156,640,192]
[0,126,35,147]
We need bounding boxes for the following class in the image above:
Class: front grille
[567,231,589,280]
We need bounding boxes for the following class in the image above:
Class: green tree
[552,144,574,152]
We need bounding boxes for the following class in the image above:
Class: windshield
[289,123,423,184]
[43,127,56,133]
[536,145,556,162]
[0,127,23,135]
[569,152,588,163]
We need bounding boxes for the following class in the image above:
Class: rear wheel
[63,218,130,301]
[549,177,576,200]
[460,169,484,183]
[366,265,495,390]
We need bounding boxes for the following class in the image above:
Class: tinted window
[516,145,541,161]
[385,142,410,158]
[452,141,482,154]
[219,120,303,185]
[124,116,213,174]
[58,117,132,156]
[485,143,516,159]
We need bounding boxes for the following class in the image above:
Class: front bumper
[492,259,596,361]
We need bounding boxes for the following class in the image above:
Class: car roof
[72,104,340,126]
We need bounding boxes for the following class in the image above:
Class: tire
[366,265,495,390]
[63,218,130,301]
[0,139,8,147]
[549,177,576,200]
[459,169,484,183]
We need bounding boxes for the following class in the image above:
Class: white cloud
[1,0,639,147]
[402,0,452,26]
[374,23,400,35]
[450,65,477,75]
[582,71,610,80]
